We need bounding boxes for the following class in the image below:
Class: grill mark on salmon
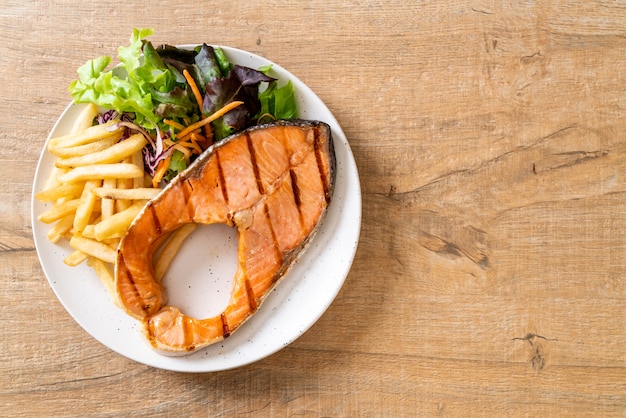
[182,180,194,220]
[246,133,265,195]
[215,150,229,206]
[245,279,258,312]
[289,168,304,228]
[117,254,147,315]
[115,119,335,355]
[313,128,330,204]
[149,204,162,235]
[220,313,231,338]
[182,316,192,349]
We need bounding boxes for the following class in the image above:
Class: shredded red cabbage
[96,110,172,176]
[142,127,174,176]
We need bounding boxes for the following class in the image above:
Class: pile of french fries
[35,103,164,300]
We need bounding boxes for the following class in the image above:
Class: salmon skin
[114,119,335,355]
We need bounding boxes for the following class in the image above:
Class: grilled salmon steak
[114,119,335,355]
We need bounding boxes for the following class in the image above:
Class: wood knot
[512,333,556,372]
[530,345,545,371]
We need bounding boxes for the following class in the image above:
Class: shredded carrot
[181,69,212,140]
[177,140,203,155]
[178,101,244,140]
[163,119,186,131]
[183,69,204,110]
[152,156,172,188]
[190,132,209,150]
[151,101,244,187]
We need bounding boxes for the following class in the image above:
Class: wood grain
[2,0,626,416]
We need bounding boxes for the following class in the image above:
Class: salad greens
[69,28,298,182]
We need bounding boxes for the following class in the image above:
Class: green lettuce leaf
[163,150,188,182]
[69,28,195,130]
[258,80,298,121]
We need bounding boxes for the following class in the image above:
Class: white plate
[31,46,361,372]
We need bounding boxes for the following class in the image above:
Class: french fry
[115,167,134,212]
[71,103,99,132]
[81,224,96,239]
[58,163,143,183]
[93,187,161,201]
[45,215,74,243]
[100,178,117,220]
[73,180,101,235]
[48,135,121,158]
[35,182,85,202]
[42,166,69,191]
[93,201,146,241]
[63,250,88,267]
[37,199,81,224]
[132,149,144,189]
[69,236,117,264]
[47,120,123,150]
[55,134,147,168]
[153,224,197,282]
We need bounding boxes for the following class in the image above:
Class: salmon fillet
[114,119,335,355]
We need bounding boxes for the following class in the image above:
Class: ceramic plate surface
[31,46,361,372]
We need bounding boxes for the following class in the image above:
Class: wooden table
[2,1,625,416]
